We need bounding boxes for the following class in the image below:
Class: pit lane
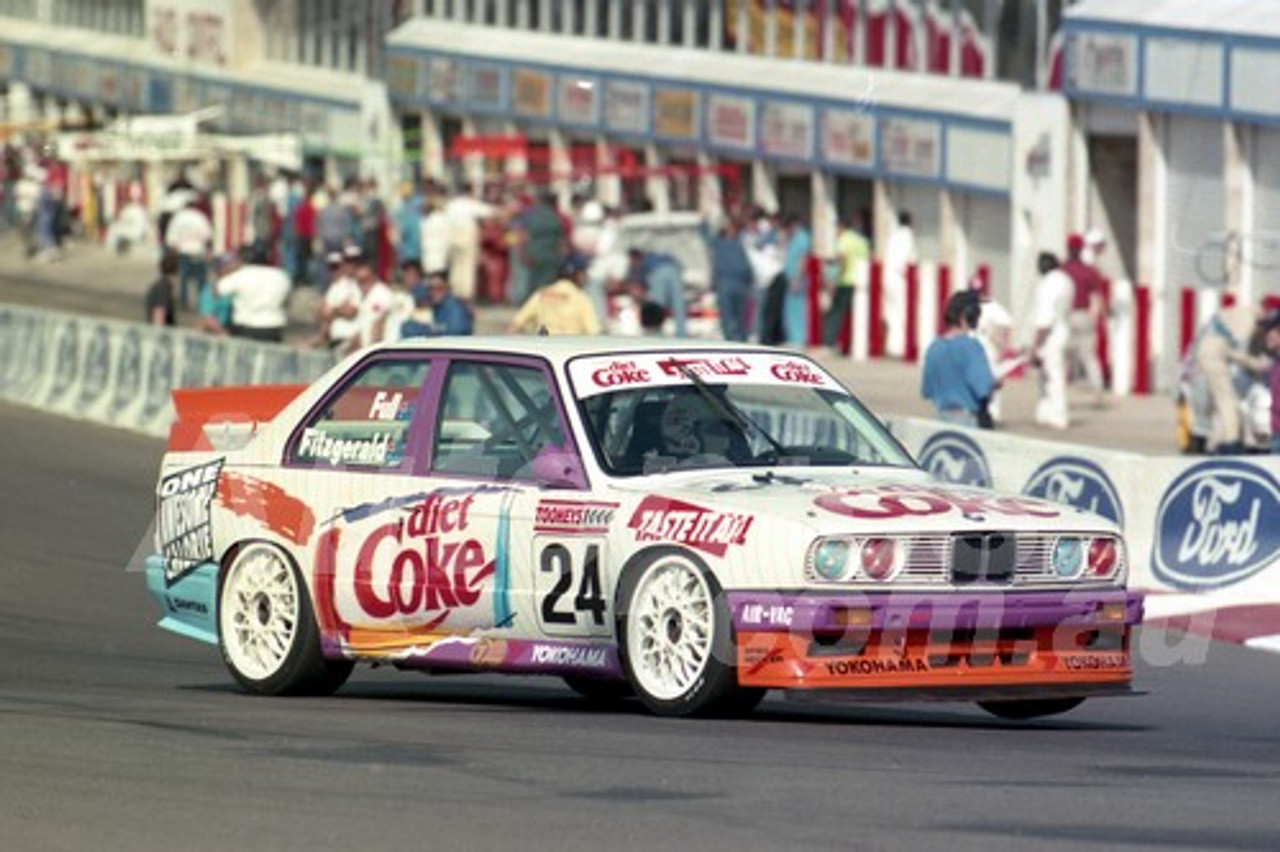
[2,399,1277,852]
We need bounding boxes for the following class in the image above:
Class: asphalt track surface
[3,400,1279,852]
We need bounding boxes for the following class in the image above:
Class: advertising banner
[427,56,461,105]
[604,79,651,135]
[466,62,507,112]
[653,88,700,141]
[1067,30,1140,98]
[760,100,815,161]
[512,68,553,120]
[705,93,757,153]
[889,416,1280,651]
[880,115,941,179]
[558,74,601,127]
[819,106,876,170]
[387,54,422,102]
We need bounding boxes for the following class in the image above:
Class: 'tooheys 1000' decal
[314,489,502,648]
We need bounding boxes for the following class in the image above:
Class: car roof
[367,335,774,367]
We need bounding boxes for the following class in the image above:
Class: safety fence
[0,303,336,439]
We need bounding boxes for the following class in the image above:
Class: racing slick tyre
[977,698,1085,720]
[562,677,635,704]
[617,547,765,718]
[218,542,353,696]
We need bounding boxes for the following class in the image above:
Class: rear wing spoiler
[168,385,306,452]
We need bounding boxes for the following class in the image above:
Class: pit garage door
[955,191,1012,306]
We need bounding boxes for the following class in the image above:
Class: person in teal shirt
[921,292,996,427]
[781,215,811,346]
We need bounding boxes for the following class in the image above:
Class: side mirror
[531,444,587,489]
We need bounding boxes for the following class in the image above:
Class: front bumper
[729,589,1142,693]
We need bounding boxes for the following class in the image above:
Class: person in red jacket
[291,182,317,288]
[1060,233,1107,406]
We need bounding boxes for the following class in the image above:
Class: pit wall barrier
[887,416,1280,653]
[0,304,337,440]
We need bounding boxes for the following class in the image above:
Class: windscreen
[568,352,915,476]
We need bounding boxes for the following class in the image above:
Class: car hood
[608,467,1116,535]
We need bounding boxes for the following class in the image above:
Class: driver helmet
[659,392,743,458]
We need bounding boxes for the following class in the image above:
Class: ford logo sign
[1152,460,1280,591]
[1023,457,1124,525]
[918,431,991,488]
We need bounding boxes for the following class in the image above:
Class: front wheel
[617,548,764,718]
[978,697,1085,720]
[218,542,352,696]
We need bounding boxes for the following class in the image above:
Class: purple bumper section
[729,589,1144,634]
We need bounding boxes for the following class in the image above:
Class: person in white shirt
[215,249,291,343]
[969,272,1014,424]
[384,259,419,342]
[349,252,394,353]
[1029,251,1076,430]
[313,250,361,350]
[419,194,450,279]
[164,199,213,310]
[883,210,917,359]
[443,183,493,302]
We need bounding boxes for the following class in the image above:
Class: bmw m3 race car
[144,338,1141,719]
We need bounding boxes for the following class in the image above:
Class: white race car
[145,338,1140,719]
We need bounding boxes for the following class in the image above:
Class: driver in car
[657,392,751,464]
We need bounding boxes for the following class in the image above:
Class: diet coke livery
[144,338,1141,719]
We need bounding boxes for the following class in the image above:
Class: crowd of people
[129,165,885,355]
[9,144,1278,453]
[1,141,74,261]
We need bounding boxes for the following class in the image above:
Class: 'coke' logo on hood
[1151,461,1280,591]
[1023,457,1124,526]
[918,431,991,488]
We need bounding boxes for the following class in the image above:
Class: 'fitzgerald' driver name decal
[297,427,392,466]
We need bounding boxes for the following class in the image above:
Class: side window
[287,359,431,470]
[432,361,571,481]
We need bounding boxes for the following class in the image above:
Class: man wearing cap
[1061,233,1107,406]
[509,254,601,335]
[314,249,361,349]
[215,248,291,343]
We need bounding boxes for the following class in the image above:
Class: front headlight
[808,537,852,581]
[1051,536,1084,578]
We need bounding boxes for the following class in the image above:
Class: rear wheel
[617,548,764,717]
[218,542,352,696]
[978,697,1085,720]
